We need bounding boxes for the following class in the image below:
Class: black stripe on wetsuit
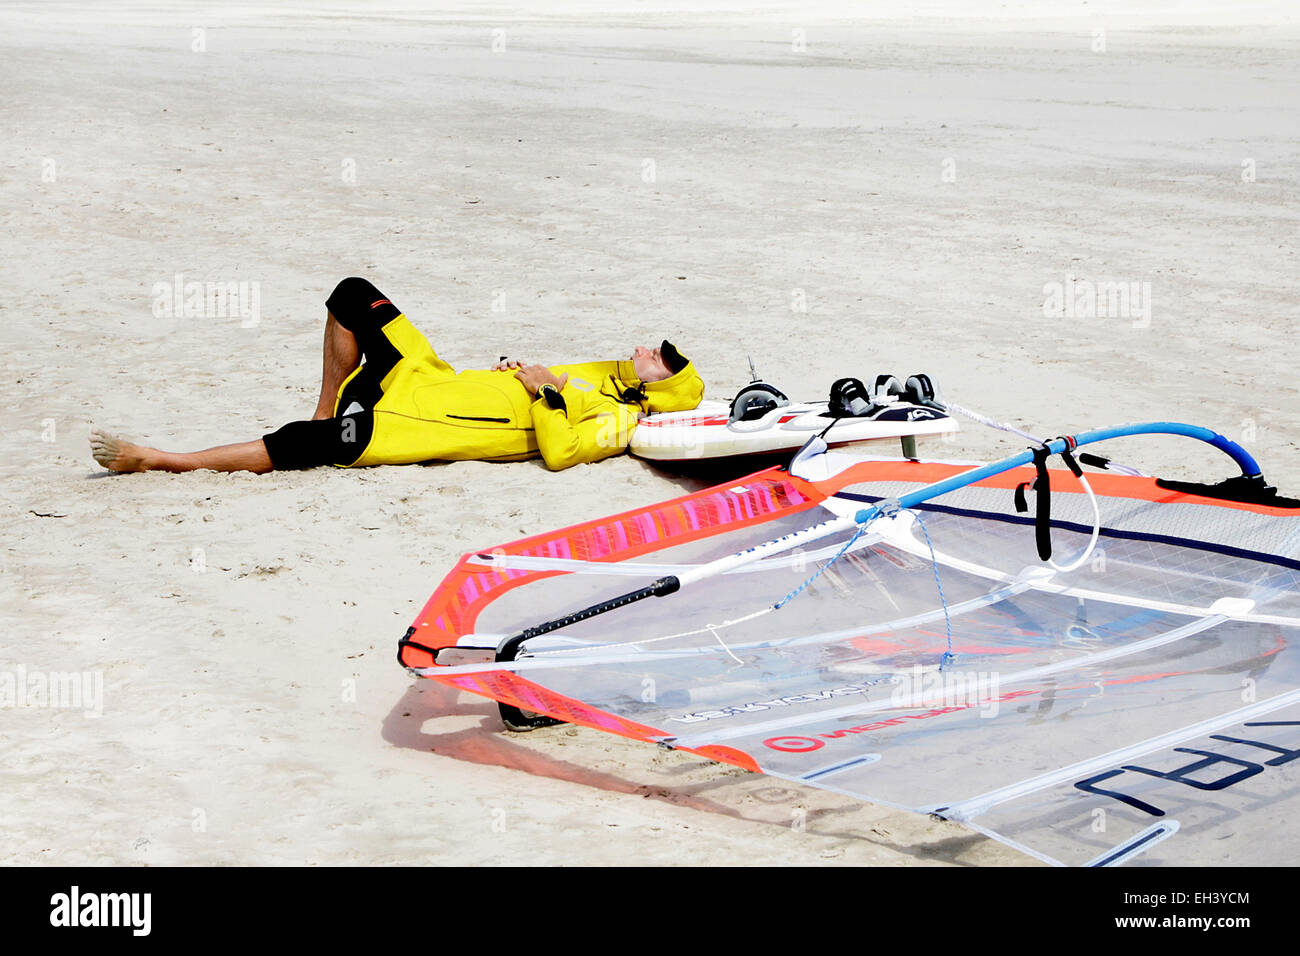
[262,277,403,470]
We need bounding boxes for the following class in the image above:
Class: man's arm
[514,365,631,471]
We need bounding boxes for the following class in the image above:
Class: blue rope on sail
[774,510,955,670]
[774,524,867,610]
[912,510,955,669]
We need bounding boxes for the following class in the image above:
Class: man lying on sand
[91,277,705,474]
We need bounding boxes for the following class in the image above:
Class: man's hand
[492,358,525,371]
[514,364,568,396]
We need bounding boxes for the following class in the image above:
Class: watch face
[540,384,565,409]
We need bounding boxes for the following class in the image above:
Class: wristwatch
[538,383,566,412]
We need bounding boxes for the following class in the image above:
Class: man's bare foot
[90,428,154,473]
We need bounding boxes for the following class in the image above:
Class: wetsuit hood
[605,357,705,414]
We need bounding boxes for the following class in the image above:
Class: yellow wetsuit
[334,312,705,470]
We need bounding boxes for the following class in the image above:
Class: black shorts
[262,413,376,470]
[261,277,402,470]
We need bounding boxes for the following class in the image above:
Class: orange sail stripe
[403,472,824,666]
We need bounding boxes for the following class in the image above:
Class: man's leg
[90,430,273,474]
[318,277,405,415]
[311,311,360,420]
[314,276,407,420]
[91,412,374,475]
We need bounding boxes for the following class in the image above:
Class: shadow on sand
[381,679,991,864]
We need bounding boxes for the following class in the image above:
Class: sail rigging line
[774,524,869,610]
[912,510,956,669]
[772,501,962,672]
[704,622,744,665]
[1046,465,1102,572]
[940,400,1147,477]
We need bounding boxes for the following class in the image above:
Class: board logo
[764,736,825,753]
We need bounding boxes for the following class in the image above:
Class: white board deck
[630,400,958,461]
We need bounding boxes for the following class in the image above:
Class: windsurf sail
[398,422,1300,866]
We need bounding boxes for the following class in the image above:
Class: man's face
[632,345,673,383]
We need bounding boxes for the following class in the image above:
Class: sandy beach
[2,0,1298,866]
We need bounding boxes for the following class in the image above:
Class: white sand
[2,1,1298,866]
